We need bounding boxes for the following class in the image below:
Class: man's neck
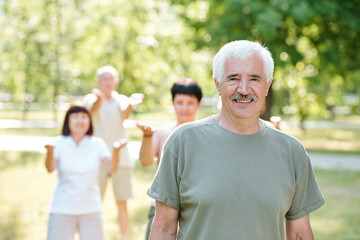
[215,111,261,135]
[103,91,112,99]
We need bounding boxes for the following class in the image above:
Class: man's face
[215,55,272,122]
[173,94,201,125]
[98,72,117,95]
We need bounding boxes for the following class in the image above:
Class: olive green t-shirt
[147,116,325,240]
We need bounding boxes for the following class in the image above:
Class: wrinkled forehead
[224,55,264,74]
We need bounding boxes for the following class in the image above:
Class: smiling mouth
[234,99,252,103]
[231,94,258,103]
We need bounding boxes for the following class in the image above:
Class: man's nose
[237,79,250,94]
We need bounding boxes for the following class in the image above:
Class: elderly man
[83,66,143,240]
[147,40,324,240]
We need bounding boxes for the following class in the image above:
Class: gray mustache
[230,94,258,102]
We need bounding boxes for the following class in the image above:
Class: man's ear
[265,79,272,96]
[214,78,221,95]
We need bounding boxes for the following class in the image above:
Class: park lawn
[1,151,360,240]
[0,109,66,121]
[1,109,359,154]
[0,151,156,240]
[285,127,360,155]
[1,126,359,155]
[0,105,217,122]
[0,128,61,137]
[311,169,360,240]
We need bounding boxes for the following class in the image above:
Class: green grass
[0,128,60,137]
[1,109,359,153]
[0,109,66,121]
[0,151,359,240]
[1,126,359,155]
[334,115,360,124]
[311,169,360,240]
[284,127,360,154]
[0,110,358,239]
[0,151,157,240]
[0,106,217,122]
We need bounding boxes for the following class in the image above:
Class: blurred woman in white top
[45,105,127,240]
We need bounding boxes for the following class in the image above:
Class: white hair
[96,66,119,81]
[212,40,274,83]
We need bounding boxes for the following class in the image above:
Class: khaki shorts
[99,167,133,201]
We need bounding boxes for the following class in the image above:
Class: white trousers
[47,212,104,240]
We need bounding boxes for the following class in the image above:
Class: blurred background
[0,0,359,239]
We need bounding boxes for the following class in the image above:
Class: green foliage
[1,0,359,119]
[0,0,214,113]
[170,0,360,121]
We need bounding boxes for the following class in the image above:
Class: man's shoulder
[262,120,304,149]
[111,91,128,101]
[168,116,215,139]
[83,93,97,104]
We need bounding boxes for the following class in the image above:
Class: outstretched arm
[137,122,156,167]
[149,201,179,240]
[44,144,57,173]
[106,139,128,174]
[122,93,144,119]
[89,89,104,114]
[286,214,314,240]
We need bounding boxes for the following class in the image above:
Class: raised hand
[44,144,54,151]
[136,122,154,137]
[92,88,105,100]
[129,93,144,106]
[113,139,128,151]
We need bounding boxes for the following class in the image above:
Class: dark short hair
[171,78,202,102]
[62,105,94,136]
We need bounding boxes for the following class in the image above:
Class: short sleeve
[286,154,325,220]
[97,138,111,159]
[53,136,61,159]
[115,94,130,112]
[147,138,181,211]
[83,93,97,110]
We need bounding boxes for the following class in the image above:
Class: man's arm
[122,93,144,119]
[286,214,314,240]
[149,201,179,240]
[89,89,104,114]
